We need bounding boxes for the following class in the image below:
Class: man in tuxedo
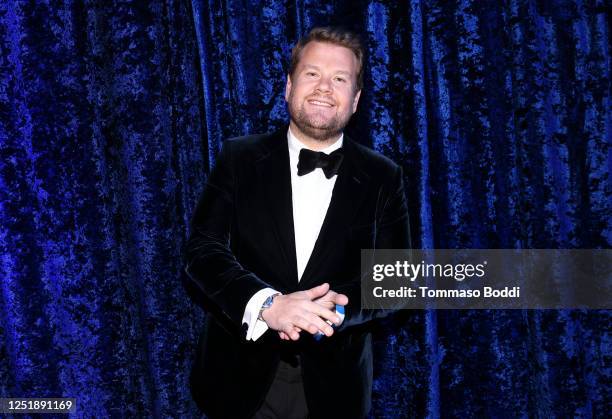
[184,27,411,419]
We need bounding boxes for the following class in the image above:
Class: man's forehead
[296,43,358,72]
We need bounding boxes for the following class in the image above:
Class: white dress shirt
[241,127,343,340]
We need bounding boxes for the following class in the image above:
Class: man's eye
[306,72,318,77]
[335,77,346,83]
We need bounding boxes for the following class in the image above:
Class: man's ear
[352,89,362,113]
[285,75,292,102]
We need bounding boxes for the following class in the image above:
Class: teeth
[309,100,333,107]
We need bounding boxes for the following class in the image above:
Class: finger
[283,324,300,341]
[319,290,349,306]
[314,290,337,303]
[313,290,349,308]
[303,301,342,325]
[334,293,349,306]
[304,312,335,336]
[282,326,301,339]
[291,312,334,337]
[290,315,320,335]
[304,282,329,299]
[313,300,335,310]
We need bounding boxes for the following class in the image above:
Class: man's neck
[288,121,342,151]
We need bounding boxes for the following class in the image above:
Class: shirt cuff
[242,287,280,341]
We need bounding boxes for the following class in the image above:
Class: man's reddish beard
[287,90,353,142]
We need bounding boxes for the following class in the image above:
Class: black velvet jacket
[184,127,411,419]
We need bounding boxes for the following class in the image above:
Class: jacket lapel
[255,129,298,290]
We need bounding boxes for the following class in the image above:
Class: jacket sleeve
[333,165,411,332]
[183,140,273,328]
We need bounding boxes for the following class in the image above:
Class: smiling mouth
[307,99,334,108]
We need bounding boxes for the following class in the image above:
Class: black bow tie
[297,148,344,179]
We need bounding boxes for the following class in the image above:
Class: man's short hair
[289,27,364,91]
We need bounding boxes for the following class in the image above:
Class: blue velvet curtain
[1,0,610,417]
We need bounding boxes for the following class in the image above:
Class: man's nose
[315,76,332,93]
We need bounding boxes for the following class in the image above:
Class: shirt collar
[287,127,343,155]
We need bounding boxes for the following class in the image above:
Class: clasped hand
[260,283,348,341]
